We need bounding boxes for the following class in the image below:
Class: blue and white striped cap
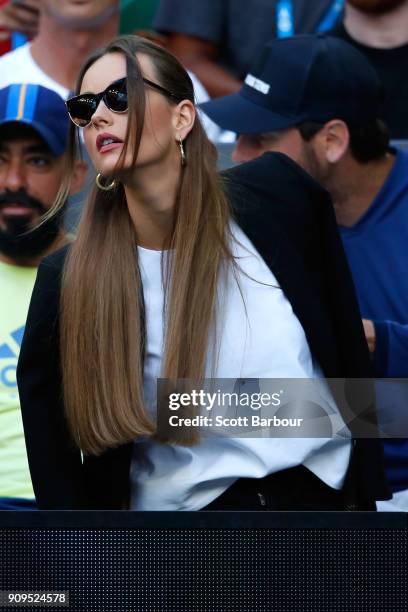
[0,83,69,156]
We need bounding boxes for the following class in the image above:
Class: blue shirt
[340,148,408,493]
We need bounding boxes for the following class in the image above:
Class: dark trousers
[200,466,376,511]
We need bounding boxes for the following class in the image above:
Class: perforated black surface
[1,520,407,612]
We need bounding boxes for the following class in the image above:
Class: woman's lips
[96,133,124,154]
[99,142,124,154]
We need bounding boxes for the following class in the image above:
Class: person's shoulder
[0,44,68,98]
[390,147,408,188]
[396,146,408,164]
[328,22,350,41]
[25,245,72,317]
[38,243,71,278]
[223,152,330,208]
[0,44,33,89]
[224,151,314,183]
[0,42,31,66]
[41,243,71,266]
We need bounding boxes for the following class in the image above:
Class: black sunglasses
[65,77,176,128]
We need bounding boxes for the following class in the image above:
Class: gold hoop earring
[178,138,186,167]
[96,173,116,191]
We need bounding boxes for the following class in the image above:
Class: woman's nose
[90,100,113,128]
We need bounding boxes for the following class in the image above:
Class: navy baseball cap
[0,83,69,155]
[200,34,383,134]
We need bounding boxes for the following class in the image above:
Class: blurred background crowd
[1,0,408,511]
[0,1,407,137]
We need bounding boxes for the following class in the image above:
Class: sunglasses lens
[66,94,96,127]
[67,79,128,127]
[105,80,128,112]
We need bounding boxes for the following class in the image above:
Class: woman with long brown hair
[16,35,384,511]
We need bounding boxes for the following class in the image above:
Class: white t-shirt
[130,222,351,510]
[0,43,69,99]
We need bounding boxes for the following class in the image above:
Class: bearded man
[200,34,408,510]
[0,83,86,509]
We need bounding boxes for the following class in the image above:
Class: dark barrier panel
[1,512,407,612]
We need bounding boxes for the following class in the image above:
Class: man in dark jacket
[200,33,404,509]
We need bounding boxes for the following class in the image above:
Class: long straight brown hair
[52,36,238,455]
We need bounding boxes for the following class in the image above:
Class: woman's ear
[172,99,196,141]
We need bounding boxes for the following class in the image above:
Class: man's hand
[0,1,41,39]
[362,319,376,354]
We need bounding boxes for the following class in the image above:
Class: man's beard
[348,0,407,15]
[298,145,328,187]
[0,190,64,260]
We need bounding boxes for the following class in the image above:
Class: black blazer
[17,152,389,509]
